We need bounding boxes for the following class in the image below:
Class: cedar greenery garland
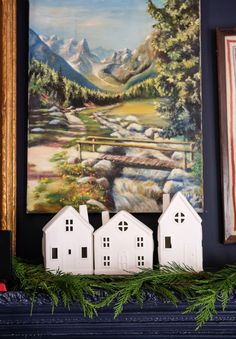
[11,258,236,330]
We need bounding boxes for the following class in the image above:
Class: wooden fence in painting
[76,136,195,170]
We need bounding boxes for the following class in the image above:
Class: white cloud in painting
[78,18,113,28]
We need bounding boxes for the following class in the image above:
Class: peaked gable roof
[158,192,202,224]
[43,205,94,232]
[94,210,153,235]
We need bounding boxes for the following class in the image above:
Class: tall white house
[158,192,203,272]
[94,210,154,275]
[42,205,94,274]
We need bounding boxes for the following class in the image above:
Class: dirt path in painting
[28,106,113,183]
[28,110,86,181]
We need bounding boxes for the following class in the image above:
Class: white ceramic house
[42,205,94,274]
[158,192,203,272]
[94,210,153,275]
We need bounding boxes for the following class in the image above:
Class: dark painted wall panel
[16,0,236,268]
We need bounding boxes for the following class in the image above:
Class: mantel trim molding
[0,292,236,338]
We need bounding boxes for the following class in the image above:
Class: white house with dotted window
[42,205,94,274]
[158,192,203,272]
[94,210,153,275]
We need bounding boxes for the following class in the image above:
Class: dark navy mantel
[0,291,236,338]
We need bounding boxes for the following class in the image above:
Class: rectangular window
[137,256,144,267]
[81,247,87,258]
[137,237,144,248]
[66,221,73,231]
[68,249,71,255]
[165,236,172,249]
[52,248,58,259]
[103,237,110,248]
[103,256,110,267]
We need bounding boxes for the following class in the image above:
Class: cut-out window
[52,248,58,259]
[137,237,144,247]
[137,256,144,267]
[118,221,128,231]
[81,247,87,258]
[165,236,172,249]
[103,256,110,267]
[66,219,73,226]
[68,249,71,255]
[103,237,110,248]
[174,212,185,223]
[66,220,74,231]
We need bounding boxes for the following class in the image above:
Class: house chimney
[163,194,171,212]
[102,211,110,225]
[79,205,89,222]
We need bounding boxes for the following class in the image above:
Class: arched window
[174,212,185,223]
[118,221,128,231]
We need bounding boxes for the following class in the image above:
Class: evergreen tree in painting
[148,0,200,141]
[56,66,66,105]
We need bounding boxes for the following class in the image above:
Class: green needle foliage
[185,265,236,329]
[11,258,236,330]
[12,258,99,317]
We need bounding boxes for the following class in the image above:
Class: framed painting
[217,28,236,243]
[27,0,203,214]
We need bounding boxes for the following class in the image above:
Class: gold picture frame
[0,0,17,252]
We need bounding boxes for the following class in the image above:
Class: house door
[119,252,128,271]
[62,244,76,271]
[184,244,196,268]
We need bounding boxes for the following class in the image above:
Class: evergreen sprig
[12,258,99,317]
[11,258,236,329]
[185,265,236,329]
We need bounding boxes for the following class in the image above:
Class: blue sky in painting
[30,0,163,50]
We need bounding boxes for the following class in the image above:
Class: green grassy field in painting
[106,99,169,128]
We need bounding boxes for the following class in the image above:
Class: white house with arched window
[94,210,153,275]
[158,192,203,272]
[42,205,94,274]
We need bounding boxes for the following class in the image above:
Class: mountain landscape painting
[27,0,202,213]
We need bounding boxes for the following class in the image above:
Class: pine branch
[12,258,236,330]
[185,265,236,329]
[12,258,99,317]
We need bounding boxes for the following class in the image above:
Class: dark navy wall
[16,0,236,268]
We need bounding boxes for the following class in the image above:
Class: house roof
[42,205,94,232]
[158,191,202,224]
[94,210,153,235]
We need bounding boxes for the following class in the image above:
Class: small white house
[94,210,153,275]
[42,205,94,274]
[158,192,203,272]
